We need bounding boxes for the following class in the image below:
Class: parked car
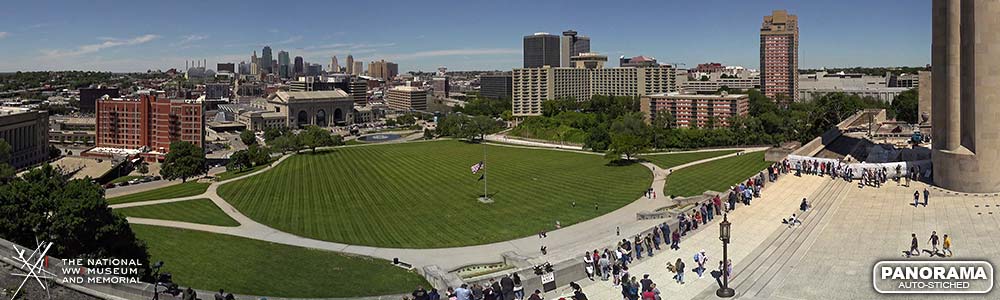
[118,181,130,187]
[153,176,162,181]
[103,183,116,189]
[128,179,140,185]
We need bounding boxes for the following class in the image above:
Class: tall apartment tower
[760,10,799,104]
[261,46,273,74]
[523,33,560,68]
[560,30,591,67]
[331,56,340,73]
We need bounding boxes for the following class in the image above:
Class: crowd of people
[405,273,531,300]
[907,230,954,258]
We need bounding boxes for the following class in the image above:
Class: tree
[136,161,149,175]
[423,128,434,140]
[227,150,252,172]
[0,140,14,182]
[48,145,61,159]
[300,126,335,152]
[240,130,257,146]
[0,165,151,280]
[584,123,611,152]
[604,112,650,161]
[271,132,301,154]
[892,88,919,124]
[159,141,206,182]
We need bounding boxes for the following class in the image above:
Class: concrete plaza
[562,174,1000,300]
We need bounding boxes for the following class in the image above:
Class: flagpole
[483,137,488,200]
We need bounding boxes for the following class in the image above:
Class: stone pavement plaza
[561,174,1000,300]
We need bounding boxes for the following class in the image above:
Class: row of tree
[263,126,344,153]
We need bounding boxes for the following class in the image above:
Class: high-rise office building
[331,56,340,73]
[79,87,120,113]
[369,60,399,80]
[523,33,560,68]
[479,74,513,100]
[560,30,591,67]
[250,51,260,75]
[278,51,291,79]
[346,55,355,74]
[432,77,450,97]
[261,46,273,74]
[353,61,364,76]
[760,10,799,104]
[293,56,304,76]
[387,86,427,111]
[217,63,235,73]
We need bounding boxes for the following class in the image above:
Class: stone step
[728,179,850,297]
[742,180,851,298]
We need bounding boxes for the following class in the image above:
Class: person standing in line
[583,253,595,280]
[671,230,681,250]
[908,233,919,257]
[640,274,653,292]
[675,258,686,284]
[500,274,515,300]
[455,284,472,300]
[928,231,940,256]
[913,191,920,207]
[412,285,431,300]
[923,188,930,207]
[599,254,611,281]
[943,234,953,257]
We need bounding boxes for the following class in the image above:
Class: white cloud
[41,34,160,58]
[380,48,520,61]
[172,34,208,47]
[0,32,8,39]
[275,36,302,45]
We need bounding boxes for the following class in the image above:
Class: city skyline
[0,0,929,72]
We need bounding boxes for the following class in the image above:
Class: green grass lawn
[107,181,210,205]
[115,199,239,226]
[131,225,428,298]
[664,151,772,197]
[640,150,740,170]
[109,175,144,185]
[214,163,271,181]
[218,140,652,248]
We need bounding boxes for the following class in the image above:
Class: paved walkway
[551,174,830,300]
[111,141,768,271]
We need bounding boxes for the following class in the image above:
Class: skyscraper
[353,61,363,76]
[346,55,355,74]
[331,56,340,73]
[523,33,560,68]
[261,46,273,74]
[760,10,799,104]
[278,51,291,79]
[368,60,399,80]
[294,56,304,77]
[560,30,591,67]
[250,51,260,75]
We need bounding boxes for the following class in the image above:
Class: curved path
[111,140,768,271]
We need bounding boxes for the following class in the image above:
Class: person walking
[923,188,930,207]
[928,231,940,256]
[908,233,919,257]
[694,250,708,278]
[674,258,686,284]
[913,191,920,207]
[943,234,953,257]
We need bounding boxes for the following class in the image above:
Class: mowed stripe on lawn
[663,151,772,197]
[115,198,239,227]
[218,141,653,248]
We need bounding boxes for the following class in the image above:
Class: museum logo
[873,261,994,294]
[8,241,144,300]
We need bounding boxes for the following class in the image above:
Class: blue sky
[0,0,930,72]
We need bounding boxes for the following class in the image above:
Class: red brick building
[694,62,725,73]
[94,92,204,161]
[640,92,749,128]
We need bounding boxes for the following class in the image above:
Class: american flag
[471,161,484,174]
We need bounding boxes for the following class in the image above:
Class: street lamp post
[717,214,735,298]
